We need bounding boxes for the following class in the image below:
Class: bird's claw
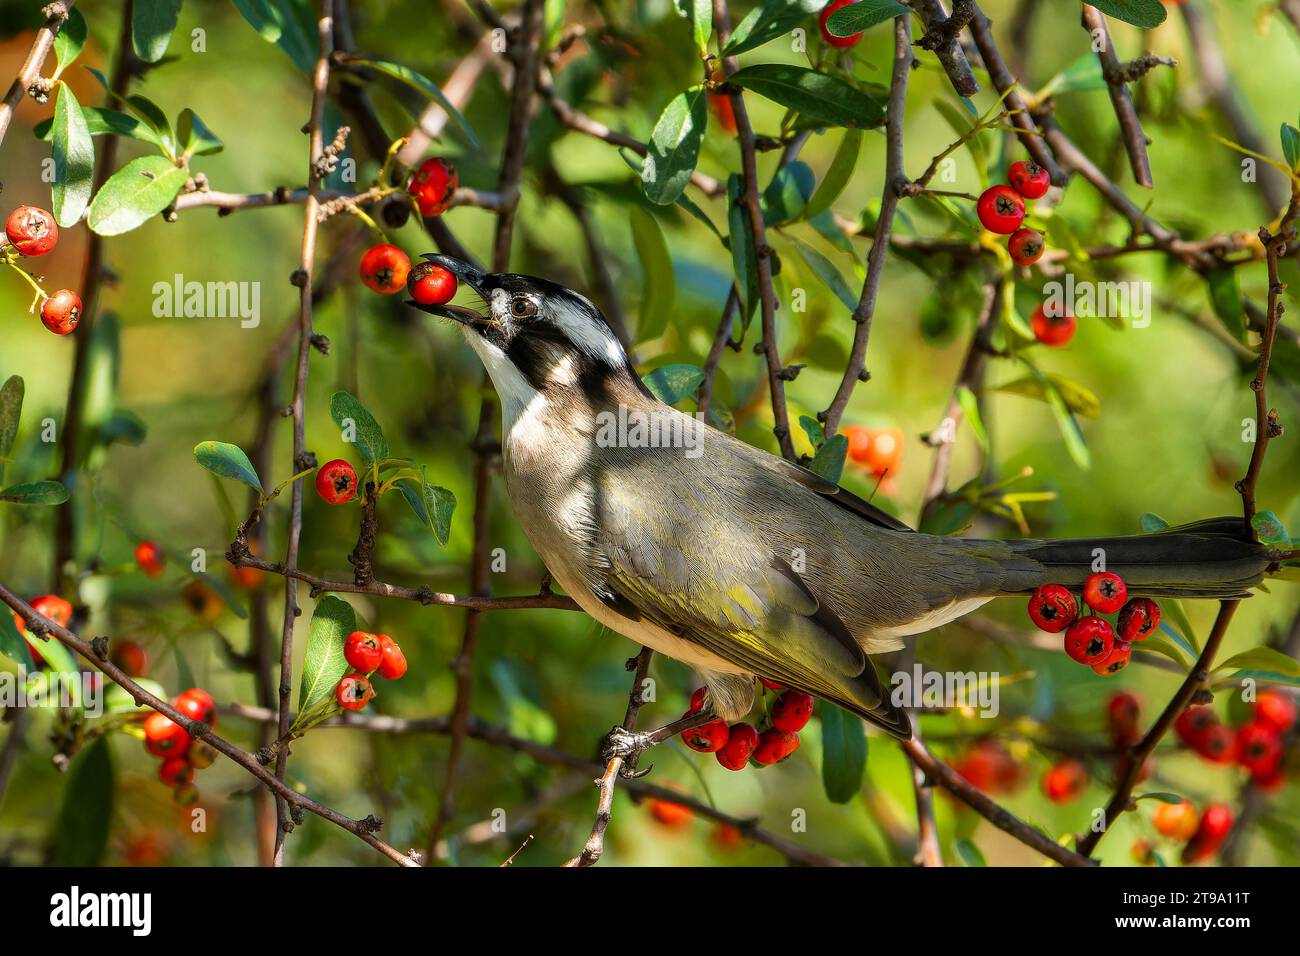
[599,725,653,763]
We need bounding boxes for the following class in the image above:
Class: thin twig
[0,1,75,148]
[907,0,979,97]
[1081,4,1153,188]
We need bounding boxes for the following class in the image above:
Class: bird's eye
[510,296,537,319]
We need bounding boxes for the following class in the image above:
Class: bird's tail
[991,516,1270,599]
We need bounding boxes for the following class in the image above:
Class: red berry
[864,425,903,477]
[143,711,191,757]
[315,459,357,505]
[187,740,218,770]
[953,740,1021,793]
[30,594,73,627]
[1253,688,1297,734]
[1106,691,1142,745]
[5,205,58,256]
[344,631,384,673]
[111,640,149,678]
[708,92,736,136]
[408,158,458,217]
[842,425,872,464]
[771,690,814,732]
[686,686,709,714]
[1030,302,1076,347]
[407,261,458,306]
[751,727,801,765]
[1008,160,1050,199]
[682,716,730,753]
[1008,227,1044,266]
[40,289,82,335]
[818,0,862,48]
[1235,720,1283,776]
[1253,764,1286,791]
[134,540,165,578]
[1152,799,1199,840]
[1063,617,1114,666]
[1116,597,1160,642]
[1174,706,1218,747]
[359,243,410,295]
[1083,571,1127,614]
[758,678,784,691]
[336,672,374,711]
[159,756,194,787]
[1182,803,1232,863]
[1091,638,1132,676]
[1027,583,1078,633]
[1194,723,1238,764]
[376,633,407,680]
[1041,757,1088,804]
[174,688,216,726]
[976,184,1025,234]
[646,796,692,827]
[715,723,760,770]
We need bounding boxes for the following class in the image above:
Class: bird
[409,254,1272,746]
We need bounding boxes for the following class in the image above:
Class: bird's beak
[406,253,490,325]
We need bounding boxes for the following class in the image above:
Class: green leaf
[1206,268,1245,340]
[0,481,69,505]
[231,0,315,71]
[133,0,182,63]
[176,108,223,157]
[1282,123,1300,171]
[810,434,848,483]
[629,205,676,342]
[51,84,95,228]
[674,0,713,51]
[1135,791,1185,804]
[52,7,88,75]
[933,99,988,185]
[988,373,1101,417]
[1139,631,1189,669]
[955,386,989,452]
[644,364,704,405]
[1089,0,1167,29]
[1217,647,1300,679]
[799,415,825,449]
[728,65,885,129]
[722,0,818,56]
[1043,378,1090,469]
[0,610,35,671]
[642,87,708,205]
[761,160,815,225]
[100,410,147,447]
[231,0,283,42]
[727,175,760,327]
[329,391,389,468]
[104,679,168,713]
[1140,511,1170,532]
[86,155,187,236]
[397,467,456,545]
[123,94,176,155]
[297,595,358,716]
[53,737,113,866]
[824,0,910,38]
[788,235,856,310]
[193,441,263,493]
[352,58,479,147]
[1251,511,1289,546]
[1039,53,1108,98]
[802,129,862,220]
[953,838,987,867]
[819,702,866,803]
[1159,619,1199,660]
[35,106,155,147]
[0,374,22,486]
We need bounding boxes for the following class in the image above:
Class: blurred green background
[0,0,1297,867]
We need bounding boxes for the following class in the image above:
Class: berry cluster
[841,424,903,488]
[335,630,408,712]
[680,681,813,770]
[976,161,1049,265]
[3,205,82,335]
[1027,572,1159,677]
[356,158,460,306]
[1137,800,1235,865]
[1174,689,1294,788]
[141,688,217,795]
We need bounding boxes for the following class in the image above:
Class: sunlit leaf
[642,87,708,205]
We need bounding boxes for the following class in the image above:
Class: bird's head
[408,254,644,410]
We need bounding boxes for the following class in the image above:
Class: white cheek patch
[550,296,625,366]
[462,328,544,434]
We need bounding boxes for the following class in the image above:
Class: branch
[0,584,418,866]
[272,0,336,864]
[172,184,501,215]
[821,17,913,438]
[907,0,979,97]
[0,1,75,148]
[1081,4,1153,188]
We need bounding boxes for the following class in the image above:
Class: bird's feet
[599,725,654,764]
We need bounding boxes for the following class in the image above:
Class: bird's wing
[591,474,910,738]
[746,444,914,533]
